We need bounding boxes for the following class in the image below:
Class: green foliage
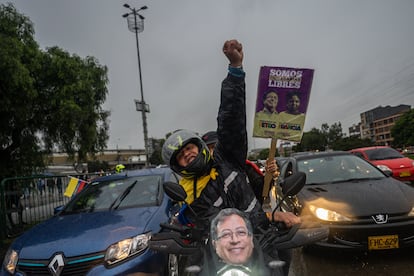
[331,136,373,151]
[257,148,270,160]
[0,3,109,178]
[296,123,372,152]
[296,128,327,152]
[391,109,414,148]
[149,138,165,165]
[149,150,163,166]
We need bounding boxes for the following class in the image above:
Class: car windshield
[365,147,404,160]
[297,154,386,185]
[62,175,162,213]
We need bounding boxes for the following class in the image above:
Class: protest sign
[253,66,314,142]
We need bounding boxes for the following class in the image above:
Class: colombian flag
[64,177,88,197]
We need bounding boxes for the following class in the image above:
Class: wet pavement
[289,246,414,276]
[2,242,414,275]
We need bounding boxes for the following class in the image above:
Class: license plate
[400,171,411,177]
[368,235,399,250]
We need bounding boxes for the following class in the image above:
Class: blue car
[1,167,180,276]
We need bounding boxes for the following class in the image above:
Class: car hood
[13,207,162,259]
[299,177,414,218]
[370,157,413,169]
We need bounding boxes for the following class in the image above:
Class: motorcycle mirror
[280,171,306,197]
[163,181,187,201]
[163,181,199,219]
[271,171,306,223]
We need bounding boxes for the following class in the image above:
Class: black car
[277,151,414,251]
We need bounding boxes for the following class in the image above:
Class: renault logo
[372,214,388,224]
[48,253,65,276]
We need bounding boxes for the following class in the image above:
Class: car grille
[17,252,105,276]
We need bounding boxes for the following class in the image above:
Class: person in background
[37,178,45,196]
[115,164,125,174]
[5,180,24,237]
[47,177,55,195]
[56,177,63,199]
[80,169,89,181]
[201,131,218,155]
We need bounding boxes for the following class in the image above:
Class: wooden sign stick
[262,138,277,212]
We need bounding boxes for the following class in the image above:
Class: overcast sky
[6,0,414,151]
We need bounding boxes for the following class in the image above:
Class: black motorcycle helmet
[201,131,218,146]
[162,129,213,178]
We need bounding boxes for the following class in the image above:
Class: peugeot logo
[48,253,65,276]
[372,214,388,224]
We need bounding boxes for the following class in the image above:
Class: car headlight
[376,164,392,173]
[309,205,351,222]
[409,207,414,217]
[105,232,151,266]
[3,249,18,274]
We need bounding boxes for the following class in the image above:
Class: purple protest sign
[253,66,314,142]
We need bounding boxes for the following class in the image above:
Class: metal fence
[0,173,103,246]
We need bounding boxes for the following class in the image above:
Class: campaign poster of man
[253,66,314,142]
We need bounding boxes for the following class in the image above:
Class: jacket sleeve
[215,73,247,170]
[245,162,265,205]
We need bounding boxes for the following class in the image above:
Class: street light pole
[123,4,150,167]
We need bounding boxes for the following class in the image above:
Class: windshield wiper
[109,180,138,210]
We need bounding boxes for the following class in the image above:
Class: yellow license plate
[368,235,399,250]
[400,171,411,177]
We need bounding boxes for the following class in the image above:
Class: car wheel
[168,254,179,276]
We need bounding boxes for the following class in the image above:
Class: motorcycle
[149,171,328,275]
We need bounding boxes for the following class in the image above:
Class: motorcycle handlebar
[159,222,205,242]
[160,222,187,233]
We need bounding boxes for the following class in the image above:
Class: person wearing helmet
[162,39,285,274]
[202,130,300,276]
[162,39,267,227]
[201,131,218,155]
[115,164,125,173]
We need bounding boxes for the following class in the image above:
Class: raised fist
[223,39,243,67]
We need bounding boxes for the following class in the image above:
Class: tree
[319,122,345,150]
[149,138,165,165]
[296,122,373,152]
[391,109,414,148]
[0,3,109,178]
[257,148,270,160]
[296,127,326,152]
[332,136,373,151]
